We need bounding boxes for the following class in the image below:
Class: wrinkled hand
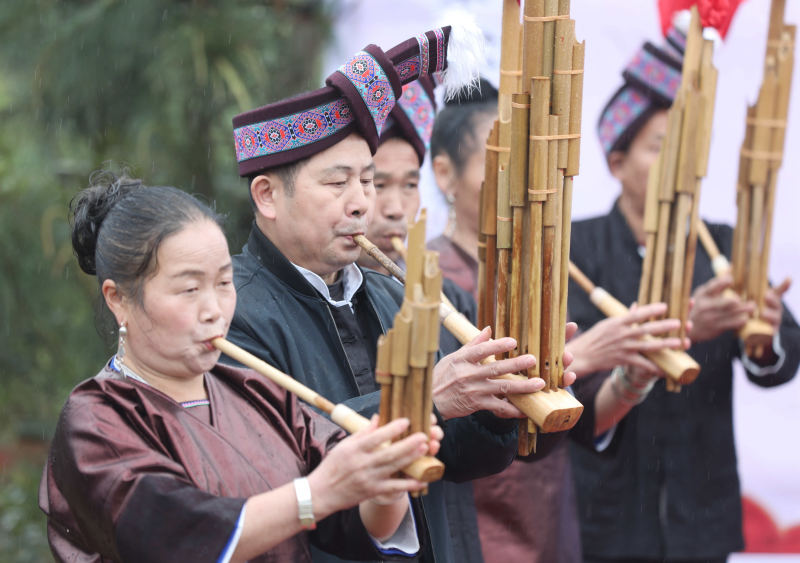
[432,327,542,420]
[688,275,754,343]
[307,417,431,519]
[760,277,791,331]
[566,303,687,377]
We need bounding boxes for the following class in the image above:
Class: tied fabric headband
[233,27,452,177]
[597,28,684,156]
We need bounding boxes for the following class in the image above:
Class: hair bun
[70,170,142,276]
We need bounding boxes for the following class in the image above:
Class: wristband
[611,366,654,406]
[293,477,316,530]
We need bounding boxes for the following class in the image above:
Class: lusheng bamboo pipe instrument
[212,337,444,483]
[478,0,522,331]
[729,0,795,358]
[377,212,441,449]
[696,220,777,359]
[391,236,407,261]
[568,261,700,385]
[354,233,583,433]
[477,0,586,453]
[637,7,717,392]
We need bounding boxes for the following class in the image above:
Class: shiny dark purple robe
[39,362,383,562]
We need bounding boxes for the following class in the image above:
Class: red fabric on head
[657,0,746,39]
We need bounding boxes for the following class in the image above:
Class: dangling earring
[118,323,127,362]
[445,192,456,237]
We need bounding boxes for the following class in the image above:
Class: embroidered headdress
[596,30,685,157]
[379,75,438,165]
[598,0,745,157]
[233,27,477,177]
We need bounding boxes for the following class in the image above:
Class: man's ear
[251,174,280,220]
[432,154,456,201]
[607,150,627,182]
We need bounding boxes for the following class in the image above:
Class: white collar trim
[292,262,364,306]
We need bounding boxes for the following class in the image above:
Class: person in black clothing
[567,25,800,563]
[357,75,485,563]
[224,29,574,562]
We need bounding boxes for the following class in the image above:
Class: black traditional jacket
[567,203,800,560]
[226,224,520,563]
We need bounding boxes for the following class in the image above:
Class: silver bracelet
[610,366,653,406]
[293,477,316,530]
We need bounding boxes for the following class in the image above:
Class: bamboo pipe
[496,166,512,347]
[522,0,545,90]
[566,41,585,176]
[526,77,550,381]
[639,149,663,306]
[390,310,411,431]
[509,94,531,357]
[354,234,584,433]
[539,115,560,388]
[556,174,574,386]
[480,123,501,329]
[212,337,444,482]
[390,236,407,261]
[376,334,392,427]
[422,253,442,436]
[409,285,430,436]
[732,106,756,293]
[568,263,700,384]
[695,220,774,355]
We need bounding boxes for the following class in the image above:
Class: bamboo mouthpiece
[354,234,583,433]
[212,337,444,482]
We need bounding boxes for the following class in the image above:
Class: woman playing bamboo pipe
[428,79,499,300]
[40,171,443,562]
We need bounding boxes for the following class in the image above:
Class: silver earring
[446,192,456,204]
[118,324,127,362]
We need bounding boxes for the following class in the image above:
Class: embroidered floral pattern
[396,82,435,150]
[336,51,395,135]
[233,98,353,162]
[396,56,421,83]
[626,48,681,102]
[598,88,649,155]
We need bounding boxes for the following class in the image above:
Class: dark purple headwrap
[233,28,451,177]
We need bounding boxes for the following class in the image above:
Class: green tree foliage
[0,0,335,558]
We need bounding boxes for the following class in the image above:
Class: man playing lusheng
[226,28,573,562]
[357,75,487,563]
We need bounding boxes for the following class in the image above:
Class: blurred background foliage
[0,0,335,559]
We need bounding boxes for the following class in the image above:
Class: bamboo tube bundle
[213,337,444,483]
[637,8,717,392]
[568,261,700,385]
[354,232,583,434]
[475,0,586,453]
[728,0,795,357]
[375,212,443,484]
[478,122,501,330]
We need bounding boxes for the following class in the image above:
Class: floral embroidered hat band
[379,75,437,165]
[596,25,686,157]
[232,27,451,177]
